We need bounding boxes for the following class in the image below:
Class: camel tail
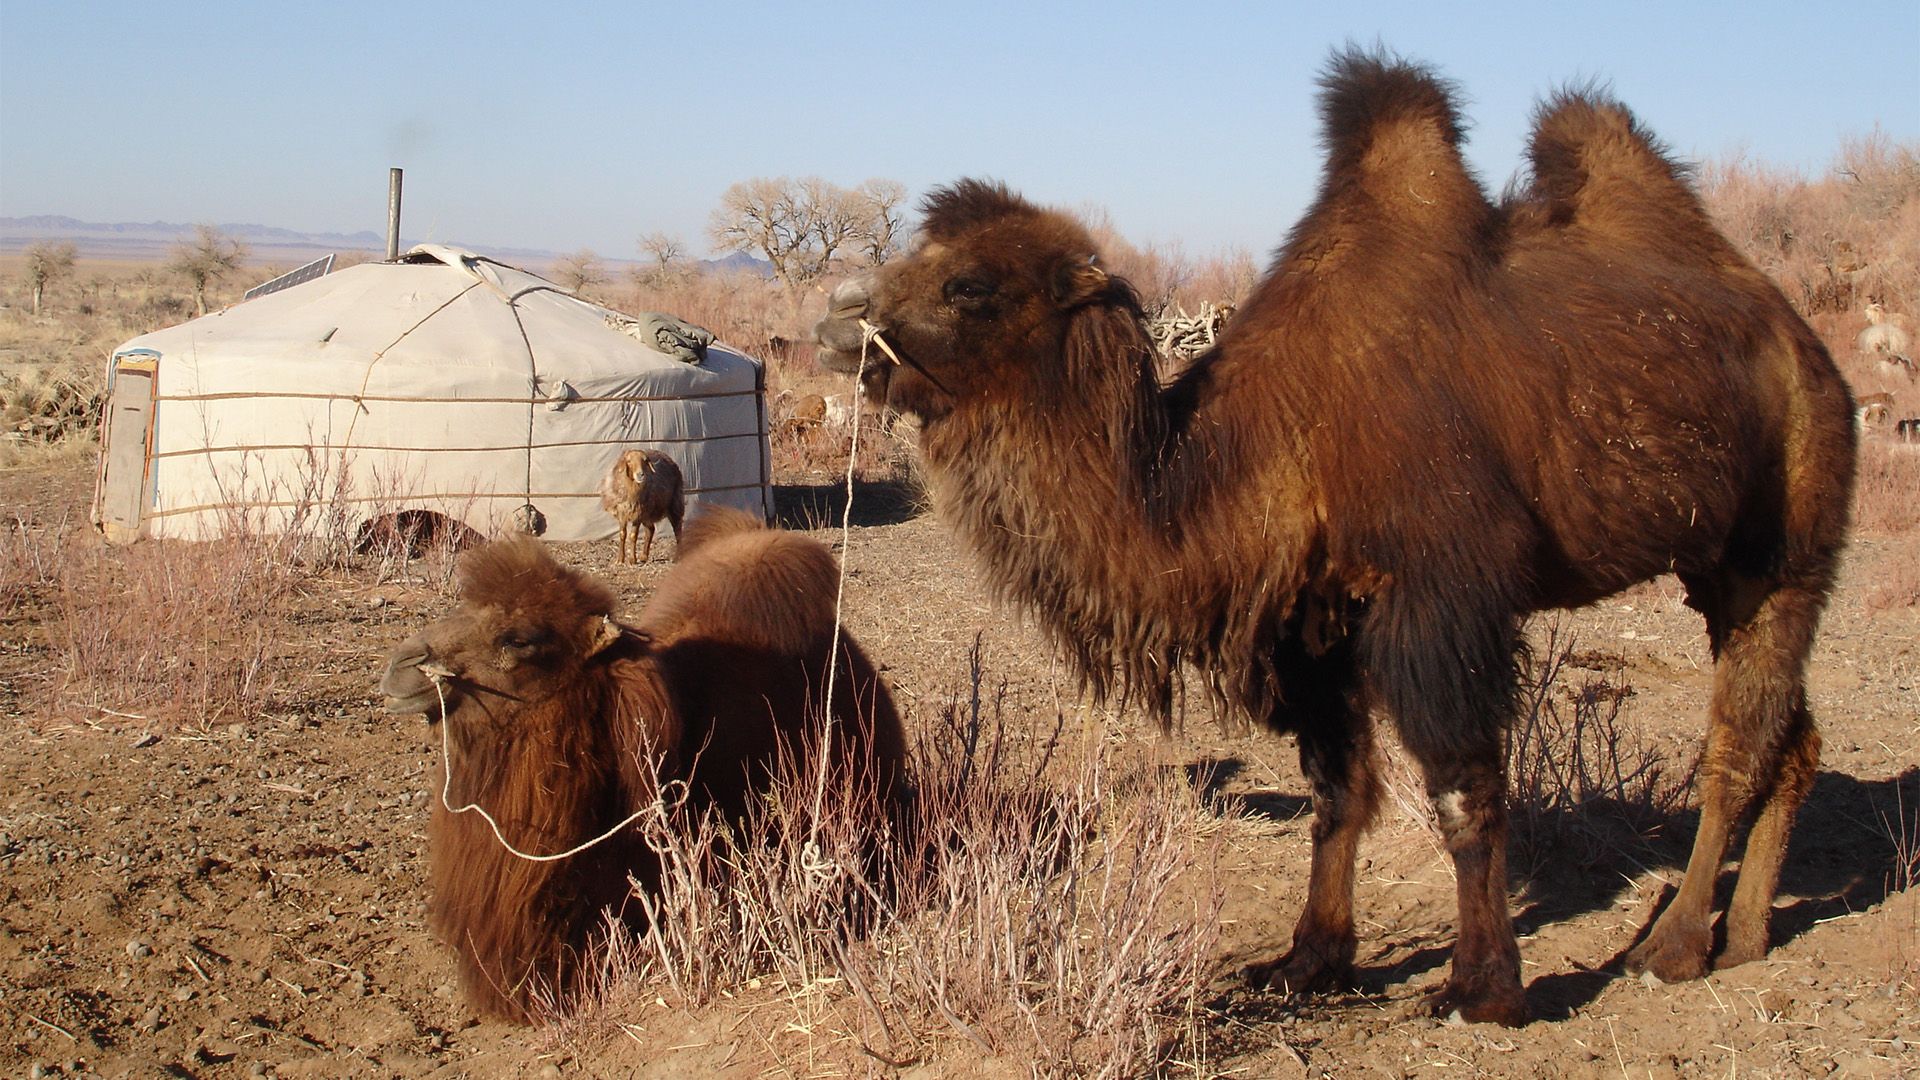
[1524,87,1716,243]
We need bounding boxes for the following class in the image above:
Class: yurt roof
[117,244,708,379]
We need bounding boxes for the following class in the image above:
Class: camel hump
[1523,87,1709,240]
[674,505,765,558]
[1319,48,1466,158]
[457,535,617,619]
[1311,48,1488,235]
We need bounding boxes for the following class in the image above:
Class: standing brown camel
[815,51,1856,1025]
[599,448,685,563]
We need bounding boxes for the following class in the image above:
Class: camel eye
[499,628,550,654]
[944,276,997,308]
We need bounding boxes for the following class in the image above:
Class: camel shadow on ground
[1194,756,1919,1021]
[773,479,925,530]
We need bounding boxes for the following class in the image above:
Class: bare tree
[167,225,249,315]
[854,179,909,267]
[552,248,610,295]
[23,241,76,315]
[635,231,689,286]
[707,176,910,300]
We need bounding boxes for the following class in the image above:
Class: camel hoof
[1247,947,1355,996]
[1422,982,1529,1028]
[1623,927,1711,984]
[1711,935,1767,972]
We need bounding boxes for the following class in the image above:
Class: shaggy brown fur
[599,448,685,563]
[378,509,908,1021]
[815,50,1856,1025]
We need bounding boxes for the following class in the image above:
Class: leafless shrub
[557,639,1222,1077]
[32,449,474,727]
[1697,137,1919,316]
[1504,620,1696,873]
[0,513,67,611]
[49,533,295,726]
[1878,783,1920,998]
[1378,618,1696,874]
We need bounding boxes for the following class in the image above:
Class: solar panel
[243,254,335,301]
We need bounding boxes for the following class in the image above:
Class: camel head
[814,179,1141,423]
[379,537,627,737]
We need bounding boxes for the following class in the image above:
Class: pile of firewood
[1147,301,1235,362]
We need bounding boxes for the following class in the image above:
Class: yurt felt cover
[96,245,770,542]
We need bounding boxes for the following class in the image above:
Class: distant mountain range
[0,215,770,276]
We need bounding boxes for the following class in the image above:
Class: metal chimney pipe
[386,168,404,261]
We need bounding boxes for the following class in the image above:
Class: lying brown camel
[379,509,909,1020]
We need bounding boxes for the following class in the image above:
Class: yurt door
[96,351,159,544]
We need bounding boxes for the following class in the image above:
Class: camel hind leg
[1625,573,1828,981]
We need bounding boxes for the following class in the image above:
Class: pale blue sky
[3,1,1915,258]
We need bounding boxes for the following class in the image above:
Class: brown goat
[815,51,1856,1025]
[599,448,685,563]
[378,509,909,1021]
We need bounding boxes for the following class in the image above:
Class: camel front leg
[1252,714,1379,994]
[1247,640,1378,995]
[1421,763,1526,1026]
[1373,601,1528,1025]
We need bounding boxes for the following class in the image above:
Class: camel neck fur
[919,300,1322,721]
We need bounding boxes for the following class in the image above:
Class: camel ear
[585,615,624,659]
[1050,255,1109,308]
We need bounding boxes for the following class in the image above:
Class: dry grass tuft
[1853,440,1920,538]
[48,531,301,726]
[1863,535,1920,612]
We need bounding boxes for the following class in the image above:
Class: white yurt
[92,245,771,544]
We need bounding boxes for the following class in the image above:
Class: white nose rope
[799,326,883,886]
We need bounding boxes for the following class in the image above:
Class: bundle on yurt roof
[93,245,771,544]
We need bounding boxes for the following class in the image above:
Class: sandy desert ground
[1,447,1916,1079]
